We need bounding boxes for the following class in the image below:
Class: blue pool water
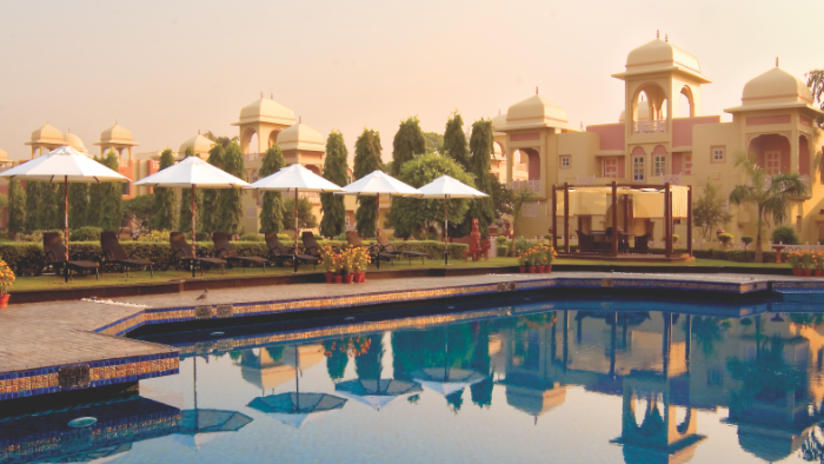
[4,294,824,463]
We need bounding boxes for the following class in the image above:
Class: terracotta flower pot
[793,269,803,276]
[536,265,545,273]
[519,266,526,273]
[344,274,354,284]
[334,275,342,284]
[816,270,823,277]
[0,294,9,309]
[325,272,334,284]
[545,265,552,273]
[358,272,366,283]
[528,267,536,274]
[805,269,813,277]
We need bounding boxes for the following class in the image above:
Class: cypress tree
[216,141,244,233]
[68,184,88,229]
[88,156,104,228]
[391,116,425,176]
[7,179,25,235]
[319,131,348,238]
[179,147,202,234]
[201,144,224,233]
[443,112,470,171]
[353,129,383,238]
[150,148,177,231]
[457,119,496,237]
[23,181,42,232]
[258,145,285,233]
[98,152,123,231]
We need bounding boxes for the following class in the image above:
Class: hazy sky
[0,0,821,161]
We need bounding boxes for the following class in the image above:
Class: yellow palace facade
[495,36,824,246]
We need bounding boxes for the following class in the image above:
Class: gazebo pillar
[687,186,693,257]
[611,181,618,256]
[563,182,569,253]
[664,183,672,258]
[551,186,557,252]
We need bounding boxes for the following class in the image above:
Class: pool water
[4,295,824,463]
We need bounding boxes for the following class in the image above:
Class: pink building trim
[510,132,540,142]
[672,116,720,147]
[746,114,791,126]
[587,123,624,151]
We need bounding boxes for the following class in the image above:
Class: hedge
[0,239,468,276]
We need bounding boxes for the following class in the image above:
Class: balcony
[633,120,667,135]
[512,180,540,192]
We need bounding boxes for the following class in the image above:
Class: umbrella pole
[191,185,197,279]
[294,190,299,273]
[376,193,380,270]
[64,176,69,283]
[443,197,448,266]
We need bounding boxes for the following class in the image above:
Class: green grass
[7,255,792,293]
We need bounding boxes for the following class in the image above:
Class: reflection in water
[11,296,824,463]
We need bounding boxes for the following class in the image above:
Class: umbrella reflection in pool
[410,367,486,397]
[335,378,422,411]
[247,345,348,428]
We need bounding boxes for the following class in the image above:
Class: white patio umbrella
[416,175,488,265]
[0,145,130,281]
[134,156,249,277]
[339,170,419,269]
[248,164,343,272]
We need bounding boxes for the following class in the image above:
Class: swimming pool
[3,294,824,463]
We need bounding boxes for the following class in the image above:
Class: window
[653,155,666,177]
[711,146,725,163]
[560,155,571,169]
[633,156,645,181]
[765,150,781,175]
[122,183,131,196]
[603,158,618,178]
[684,154,692,176]
[707,368,723,386]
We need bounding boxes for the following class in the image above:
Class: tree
[150,148,177,231]
[388,153,475,239]
[97,151,123,231]
[122,194,153,229]
[282,197,318,231]
[68,184,88,229]
[88,157,104,229]
[179,147,202,234]
[692,179,733,240]
[216,141,244,233]
[7,179,25,235]
[729,153,807,262]
[200,144,224,233]
[353,129,383,238]
[510,186,537,252]
[391,116,425,176]
[456,119,496,237]
[23,181,42,232]
[202,131,238,148]
[319,131,348,237]
[258,145,284,233]
[423,132,444,153]
[443,112,470,170]
[488,175,513,229]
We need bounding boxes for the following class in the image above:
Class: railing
[512,180,540,192]
[633,120,667,134]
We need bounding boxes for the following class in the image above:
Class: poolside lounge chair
[634,233,653,254]
[169,231,227,275]
[264,232,318,267]
[576,230,596,253]
[346,231,395,264]
[213,232,267,273]
[377,230,425,264]
[100,231,154,277]
[43,232,99,280]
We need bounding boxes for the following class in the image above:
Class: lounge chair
[100,231,154,277]
[213,232,267,273]
[576,230,596,253]
[43,232,99,280]
[634,233,653,253]
[169,231,226,275]
[264,232,318,267]
[377,230,425,264]
[346,231,395,264]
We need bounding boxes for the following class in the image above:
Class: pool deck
[1,271,822,403]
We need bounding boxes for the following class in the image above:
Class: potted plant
[789,251,804,276]
[321,246,337,283]
[545,245,557,273]
[351,247,369,283]
[0,260,14,308]
[802,252,815,277]
[518,249,530,273]
[814,251,824,277]
[341,247,356,283]
[741,236,753,250]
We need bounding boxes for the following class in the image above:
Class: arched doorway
[632,84,668,134]
[748,134,790,175]
[678,86,694,118]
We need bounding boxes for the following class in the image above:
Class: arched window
[678,86,694,118]
[632,84,668,134]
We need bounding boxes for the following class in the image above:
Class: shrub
[513,237,532,257]
[718,233,734,247]
[239,233,264,242]
[772,226,800,245]
[138,230,171,243]
[70,226,103,242]
[496,236,507,246]
[672,234,679,244]
[20,230,64,244]
[741,236,753,249]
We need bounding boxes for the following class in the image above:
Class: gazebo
[551,181,693,262]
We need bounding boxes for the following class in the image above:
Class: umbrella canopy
[411,367,487,397]
[172,409,253,451]
[133,156,249,189]
[248,163,343,192]
[416,175,489,199]
[247,392,347,429]
[335,378,422,411]
[340,170,418,197]
[0,145,130,183]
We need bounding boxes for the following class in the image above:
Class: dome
[236,97,296,126]
[742,66,813,107]
[619,104,651,123]
[0,148,7,161]
[505,94,568,129]
[178,133,214,156]
[277,122,324,152]
[99,123,137,146]
[492,113,508,132]
[614,38,710,83]
[28,122,64,145]
[492,142,502,157]
[63,131,88,154]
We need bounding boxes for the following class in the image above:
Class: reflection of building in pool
[240,344,325,392]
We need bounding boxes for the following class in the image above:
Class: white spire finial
[776,57,779,67]
[665,34,668,42]
[656,29,659,39]
[260,92,263,98]
[299,115,302,124]
[198,129,201,135]
[536,86,539,95]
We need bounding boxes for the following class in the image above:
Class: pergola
[551,181,693,259]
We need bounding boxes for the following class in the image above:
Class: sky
[0,0,822,161]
